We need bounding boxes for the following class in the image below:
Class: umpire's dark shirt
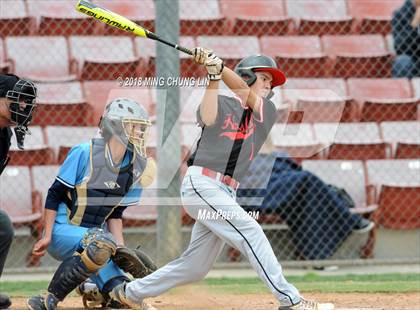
[0,127,12,175]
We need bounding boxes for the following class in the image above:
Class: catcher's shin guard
[48,231,117,301]
[47,255,94,301]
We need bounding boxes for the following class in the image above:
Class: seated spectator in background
[392,0,420,78]
[237,141,374,261]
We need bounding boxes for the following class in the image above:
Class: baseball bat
[75,0,193,55]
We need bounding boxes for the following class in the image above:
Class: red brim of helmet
[253,67,286,87]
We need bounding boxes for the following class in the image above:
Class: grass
[1,273,419,297]
[202,273,420,294]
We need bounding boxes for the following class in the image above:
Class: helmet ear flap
[236,68,257,86]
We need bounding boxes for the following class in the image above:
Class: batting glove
[193,47,224,81]
[205,53,224,81]
[193,47,211,65]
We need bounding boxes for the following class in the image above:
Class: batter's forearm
[199,80,219,126]
[107,218,124,246]
[222,67,260,111]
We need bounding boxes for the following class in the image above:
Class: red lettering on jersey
[220,113,255,141]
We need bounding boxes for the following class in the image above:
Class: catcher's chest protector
[69,138,146,228]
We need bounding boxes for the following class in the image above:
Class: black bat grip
[175,45,193,56]
[146,31,193,56]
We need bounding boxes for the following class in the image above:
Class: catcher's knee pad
[81,228,117,271]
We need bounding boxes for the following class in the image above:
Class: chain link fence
[0,0,419,272]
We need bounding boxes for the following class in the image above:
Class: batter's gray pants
[125,166,301,307]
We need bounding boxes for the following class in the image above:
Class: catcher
[27,98,157,310]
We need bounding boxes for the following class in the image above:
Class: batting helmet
[234,55,286,88]
[99,98,151,158]
[0,74,37,149]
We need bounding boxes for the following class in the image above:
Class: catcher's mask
[99,98,151,158]
[0,74,38,150]
[234,55,286,99]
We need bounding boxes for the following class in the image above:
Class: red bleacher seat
[282,78,353,122]
[314,122,391,160]
[83,80,120,125]
[6,36,76,80]
[260,36,327,78]
[271,123,323,161]
[302,160,377,213]
[32,165,60,206]
[70,36,140,80]
[347,0,402,34]
[322,35,392,78]
[196,36,260,69]
[394,142,420,159]
[0,166,42,226]
[8,126,54,166]
[45,126,99,164]
[220,0,292,36]
[367,159,420,229]
[83,80,154,125]
[381,121,420,159]
[95,0,155,35]
[27,0,96,35]
[362,98,419,122]
[135,36,197,77]
[179,0,226,35]
[0,0,32,37]
[347,78,417,122]
[348,78,412,101]
[0,39,11,74]
[32,81,91,126]
[286,0,353,35]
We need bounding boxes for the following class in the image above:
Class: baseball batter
[110,49,335,310]
[27,98,157,310]
[0,74,38,309]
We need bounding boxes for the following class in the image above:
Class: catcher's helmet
[0,74,37,149]
[234,55,286,88]
[99,98,151,157]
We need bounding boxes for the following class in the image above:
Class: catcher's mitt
[112,246,157,278]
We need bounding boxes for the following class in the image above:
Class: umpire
[0,74,37,309]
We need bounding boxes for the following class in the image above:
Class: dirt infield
[10,292,419,310]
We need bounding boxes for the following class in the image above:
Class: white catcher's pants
[125,166,301,307]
